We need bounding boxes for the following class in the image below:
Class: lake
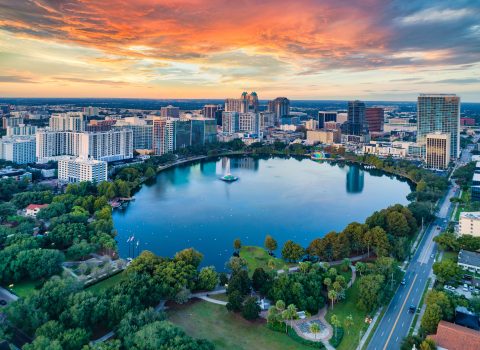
[113,156,412,269]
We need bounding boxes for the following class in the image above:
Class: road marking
[401,321,404,327]
[383,274,418,350]
[381,331,384,337]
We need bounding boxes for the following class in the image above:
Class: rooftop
[428,321,480,350]
[26,204,48,211]
[458,249,480,268]
[460,212,480,220]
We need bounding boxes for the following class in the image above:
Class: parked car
[463,284,469,292]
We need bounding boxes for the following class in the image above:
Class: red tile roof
[428,321,480,350]
[25,204,48,210]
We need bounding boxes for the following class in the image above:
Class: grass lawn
[326,280,368,350]
[168,300,314,350]
[8,280,38,298]
[240,246,288,275]
[85,271,127,294]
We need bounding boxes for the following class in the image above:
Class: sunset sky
[0,0,479,100]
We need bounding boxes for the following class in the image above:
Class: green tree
[386,211,410,237]
[328,289,337,309]
[264,235,278,254]
[145,167,156,178]
[419,339,436,350]
[196,266,218,291]
[233,238,241,252]
[357,274,385,312]
[226,290,243,312]
[434,232,459,251]
[309,322,320,339]
[174,248,203,269]
[330,314,341,340]
[421,303,442,334]
[433,259,461,284]
[281,240,304,262]
[344,315,354,335]
[225,256,247,273]
[242,296,261,320]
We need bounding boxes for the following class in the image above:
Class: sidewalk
[357,307,382,350]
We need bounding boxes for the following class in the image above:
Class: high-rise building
[225,98,248,113]
[267,97,290,125]
[114,117,153,151]
[305,119,319,130]
[36,129,133,163]
[82,106,100,117]
[426,132,451,169]
[191,118,217,145]
[2,115,24,129]
[365,107,384,132]
[175,120,192,149]
[203,105,219,119]
[260,111,275,128]
[336,111,348,124]
[346,101,367,136]
[58,156,107,183]
[222,112,240,133]
[85,119,116,132]
[239,112,260,134]
[153,118,176,155]
[160,105,180,118]
[417,94,460,159]
[6,124,37,136]
[318,112,337,129]
[214,108,224,126]
[0,136,36,164]
[243,92,259,113]
[49,112,85,131]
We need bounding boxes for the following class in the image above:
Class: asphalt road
[366,184,458,350]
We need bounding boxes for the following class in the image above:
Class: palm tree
[309,322,320,340]
[328,289,337,309]
[233,238,241,253]
[330,314,341,340]
[344,315,354,335]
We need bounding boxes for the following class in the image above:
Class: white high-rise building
[82,106,100,117]
[239,112,260,134]
[6,124,37,136]
[49,112,85,131]
[153,118,176,155]
[0,136,36,164]
[222,112,239,133]
[58,156,107,183]
[36,129,133,163]
[114,117,153,151]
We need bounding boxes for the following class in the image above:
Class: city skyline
[0,1,479,101]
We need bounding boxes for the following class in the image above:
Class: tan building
[305,119,319,130]
[426,132,451,169]
[459,212,480,237]
[306,130,341,144]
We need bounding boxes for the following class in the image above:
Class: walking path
[191,289,227,306]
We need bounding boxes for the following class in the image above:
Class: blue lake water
[113,156,411,269]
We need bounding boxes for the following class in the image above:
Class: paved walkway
[291,305,334,350]
[191,288,227,305]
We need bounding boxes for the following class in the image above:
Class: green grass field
[168,300,314,350]
[326,280,368,350]
[85,271,127,294]
[239,246,288,275]
[8,280,38,298]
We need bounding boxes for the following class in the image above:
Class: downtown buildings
[58,156,107,183]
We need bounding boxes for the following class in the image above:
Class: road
[366,184,459,350]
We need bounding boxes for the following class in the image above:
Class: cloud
[0,75,36,83]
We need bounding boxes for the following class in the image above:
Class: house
[455,306,480,330]
[458,249,480,274]
[428,321,480,350]
[258,298,271,311]
[25,204,48,217]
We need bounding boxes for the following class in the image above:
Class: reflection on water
[221,157,260,172]
[346,165,364,194]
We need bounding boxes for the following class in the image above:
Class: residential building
[457,249,480,274]
[426,132,451,169]
[455,306,480,331]
[260,111,276,128]
[6,124,37,136]
[58,156,107,183]
[153,118,176,155]
[49,112,85,131]
[0,167,32,181]
[222,111,240,133]
[346,100,367,136]
[242,92,259,113]
[461,117,475,126]
[459,212,480,237]
[203,104,219,119]
[306,130,341,144]
[267,97,290,124]
[0,136,36,164]
[82,106,100,117]
[318,111,337,129]
[365,107,384,132]
[160,105,180,118]
[428,321,480,350]
[239,112,260,134]
[2,115,24,129]
[225,98,248,113]
[417,93,460,159]
[336,111,348,124]
[85,119,116,132]
[305,119,319,130]
[363,141,407,158]
[114,117,153,151]
[324,121,343,131]
[25,204,48,217]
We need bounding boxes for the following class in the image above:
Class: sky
[0,0,479,101]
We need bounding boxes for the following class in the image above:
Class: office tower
[160,105,180,118]
[203,105,219,119]
[347,101,367,136]
[417,94,460,159]
[318,111,337,129]
[426,132,451,169]
[267,97,290,125]
[114,117,153,151]
[82,106,100,117]
[239,112,260,134]
[214,108,224,126]
[222,111,240,133]
[175,120,192,149]
[58,156,107,183]
[35,129,133,162]
[0,136,36,164]
[153,118,176,155]
[365,107,384,132]
[6,124,37,136]
[225,98,248,113]
[191,118,217,146]
[49,112,85,131]
[243,92,259,113]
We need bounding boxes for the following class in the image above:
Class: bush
[329,327,344,348]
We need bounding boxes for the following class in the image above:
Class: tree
[174,248,203,269]
[225,256,247,273]
[227,270,251,296]
[386,211,410,237]
[281,240,304,262]
[145,167,156,178]
[309,322,320,339]
[432,260,461,284]
[219,272,228,286]
[23,336,63,350]
[233,238,242,252]
[421,303,442,334]
[252,267,272,294]
[330,314,341,340]
[328,289,337,309]
[420,339,436,350]
[0,202,16,220]
[197,266,218,291]
[264,235,278,254]
[357,274,385,312]
[242,296,261,320]
[323,277,332,290]
[226,290,243,312]
[434,232,459,251]
[344,315,354,335]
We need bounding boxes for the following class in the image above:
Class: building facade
[0,136,36,164]
[306,130,341,144]
[49,112,85,131]
[239,112,260,134]
[153,118,176,155]
[426,132,451,169]
[160,105,180,118]
[346,100,367,136]
[222,111,240,133]
[459,212,480,237]
[318,111,337,129]
[6,124,37,137]
[267,97,290,125]
[365,107,384,132]
[58,156,107,183]
[417,94,460,159]
[203,104,219,119]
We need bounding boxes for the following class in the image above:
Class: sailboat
[220,158,239,182]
